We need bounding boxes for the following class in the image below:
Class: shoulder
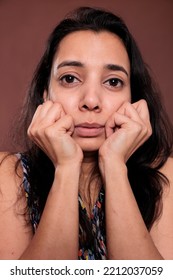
[0,151,21,171]
[160,156,173,182]
[0,152,33,259]
[0,152,23,200]
[159,157,173,198]
[159,157,173,216]
[150,157,173,259]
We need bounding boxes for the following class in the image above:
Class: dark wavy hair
[13,7,172,247]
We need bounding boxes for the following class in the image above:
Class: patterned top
[19,153,107,260]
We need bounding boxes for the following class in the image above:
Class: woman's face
[48,30,131,152]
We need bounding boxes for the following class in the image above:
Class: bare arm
[0,153,33,259]
[99,100,169,259]
[21,163,80,259]
[0,153,81,259]
[102,158,163,259]
[150,157,173,259]
[0,101,83,259]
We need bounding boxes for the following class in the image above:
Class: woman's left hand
[99,99,152,165]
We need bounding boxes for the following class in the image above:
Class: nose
[79,86,102,112]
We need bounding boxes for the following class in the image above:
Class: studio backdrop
[0,0,172,151]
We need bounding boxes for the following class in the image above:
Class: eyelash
[59,74,80,86]
[59,74,124,89]
[104,78,124,88]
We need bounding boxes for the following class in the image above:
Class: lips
[75,123,105,137]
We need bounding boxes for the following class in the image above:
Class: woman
[0,7,173,260]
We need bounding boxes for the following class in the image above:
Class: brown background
[0,0,173,151]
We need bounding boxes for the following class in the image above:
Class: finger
[117,102,144,123]
[105,102,142,138]
[28,101,66,133]
[105,112,132,137]
[132,99,150,122]
[44,102,66,122]
[55,115,74,135]
[40,101,66,119]
[118,101,152,136]
[132,100,152,136]
[35,100,54,116]
[105,112,149,161]
[44,115,75,139]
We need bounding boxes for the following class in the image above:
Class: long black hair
[13,7,173,245]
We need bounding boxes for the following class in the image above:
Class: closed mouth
[75,123,105,137]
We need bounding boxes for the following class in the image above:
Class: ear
[43,90,48,102]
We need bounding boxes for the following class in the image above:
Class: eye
[59,74,80,86]
[104,78,124,88]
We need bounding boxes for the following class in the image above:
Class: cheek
[112,90,131,109]
[61,102,76,115]
[48,86,76,112]
[105,99,125,115]
[104,93,131,119]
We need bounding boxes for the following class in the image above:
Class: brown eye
[106,78,123,87]
[60,75,77,83]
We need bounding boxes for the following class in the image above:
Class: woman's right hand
[27,100,83,168]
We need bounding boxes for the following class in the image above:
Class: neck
[79,151,102,213]
[81,151,98,176]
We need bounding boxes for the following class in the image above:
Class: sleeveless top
[19,153,107,260]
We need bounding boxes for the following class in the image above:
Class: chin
[74,137,104,153]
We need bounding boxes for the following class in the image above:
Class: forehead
[53,30,130,71]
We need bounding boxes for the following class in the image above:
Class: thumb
[53,115,74,135]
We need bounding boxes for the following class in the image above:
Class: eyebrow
[57,60,128,76]
[57,61,84,69]
[105,64,128,77]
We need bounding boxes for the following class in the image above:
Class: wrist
[100,152,127,168]
[46,163,81,203]
[99,154,128,179]
[55,162,81,176]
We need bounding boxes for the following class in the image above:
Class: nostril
[82,105,88,110]
[81,104,101,112]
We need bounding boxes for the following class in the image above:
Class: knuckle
[28,123,43,139]
[53,102,63,111]
[37,104,43,110]
[123,101,131,110]
[44,127,54,140]
[140,99,146,104]
[147,124,153,137]
[44,100,53,106]
[27,124,35,137]
[27,127,31,138]
[53,103,65,116]
[139,99,147,106]
[141,123,152,139]
[142,125,148,135]
[133,122,143,133]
